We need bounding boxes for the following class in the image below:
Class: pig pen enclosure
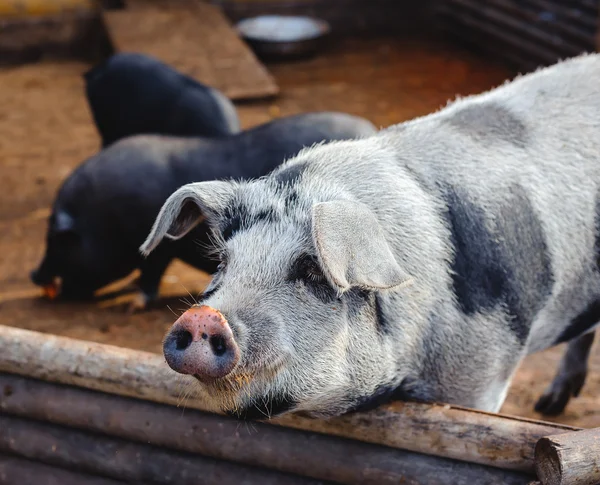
[1,0,600,484]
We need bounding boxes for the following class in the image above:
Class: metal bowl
[236,15,331,61]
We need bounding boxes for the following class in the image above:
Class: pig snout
[30,268,46,286]
[163,305,240,382]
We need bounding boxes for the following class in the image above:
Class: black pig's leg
[129,247,174,313]
[534,331,595,415]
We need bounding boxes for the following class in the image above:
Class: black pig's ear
[140,181,236,256]
[312,200,413,291]
[52,211,80,246]
[53,211,75,233]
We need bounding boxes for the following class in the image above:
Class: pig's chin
[222,392,298,421]
[198,367,298,420]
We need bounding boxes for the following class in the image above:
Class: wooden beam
[0,413,324,485]
[0,323,579,474]
[0,452,127,485]
[101,2,279,101]
[534,427,600,485]
[0,373,534,485]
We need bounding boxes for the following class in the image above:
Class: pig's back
[294,53,600,353]
[389,53,600,351]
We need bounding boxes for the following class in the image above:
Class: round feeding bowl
[236,15,331,61]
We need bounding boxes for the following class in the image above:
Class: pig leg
[128,249,174,313]
[534,331,595,415]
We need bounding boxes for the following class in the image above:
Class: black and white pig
[141,53,600,420]
[31,112,377,310]
[84,52,241,147]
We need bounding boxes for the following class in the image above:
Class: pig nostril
[210,335,227,356]
[175,331,193,351]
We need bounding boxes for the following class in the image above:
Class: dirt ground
[1,37,599,428]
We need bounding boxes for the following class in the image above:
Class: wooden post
[0,372,534,485]
[534,427,600,485]
[0,324,580,474]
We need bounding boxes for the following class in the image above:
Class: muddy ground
[1,37,598,428]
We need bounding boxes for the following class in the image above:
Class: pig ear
[54,211,75,233]
[140,181,235,256]
[52,211,80,245]
[312,200,412,291]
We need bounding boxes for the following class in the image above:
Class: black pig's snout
[30,269,42,285]
[30,267,53,286]
[163,305,240,382]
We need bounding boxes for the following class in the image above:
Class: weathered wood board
[101,1,279,100]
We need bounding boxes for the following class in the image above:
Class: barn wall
[433,0,599,71]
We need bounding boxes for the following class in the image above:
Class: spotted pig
[141,54,600,419]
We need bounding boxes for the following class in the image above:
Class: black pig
[84,52,241,147]
[31,112,377,311]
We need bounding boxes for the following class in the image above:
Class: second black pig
[31,112,377,310]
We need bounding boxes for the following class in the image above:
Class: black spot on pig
[274,161,308,187]
[84,52,240,147]
[594,193,600,270]
[222,213,243,241]
[251,210,276,226]
[284,189,299,206]
[344,288,372,320]
[555,300,600,345]
[446,102,528,148]
[221,202,278,241]
[201,285,220,301]
[374,294,388,332]
[443,185,553,343]
[227,394,298,420]
[350,292,404,336]
[347,376,430,414]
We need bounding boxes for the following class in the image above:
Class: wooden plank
[0,413,326,485]
[0,0,96,17]
[534,427,600,485]
[0,373,534,485]
[101,1,279,101]
[0,452,126,485]
[0,323,580,474]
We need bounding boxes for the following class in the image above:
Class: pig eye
[293,255,325,283]
[291,254,337,302]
